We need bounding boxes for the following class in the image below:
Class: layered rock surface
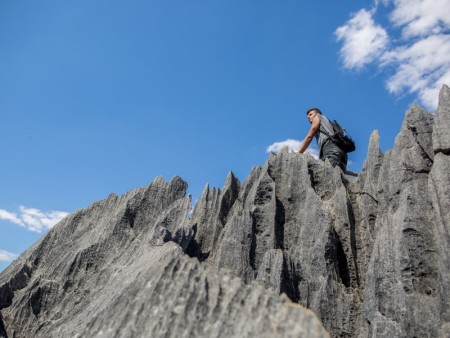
[0,176,328,338]
[1,85,449,338]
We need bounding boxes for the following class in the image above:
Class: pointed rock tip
[107,192,118,199]
[369,130,380,145]
[438,83,450,108]
[225,171,240,184]
[226,171,236,180]
[402,102,432,127]
[151,175,187,185]
[280,146,290,155]
[199,182,210,198]
[170,175,187,185]
[433,83,450,153]
[163,176,188,191]
[223,171,240,191]
[153,176,166,184]
[191,183,211,207]
[361,130,383,170]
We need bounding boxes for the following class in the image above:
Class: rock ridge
[1,85,449,338]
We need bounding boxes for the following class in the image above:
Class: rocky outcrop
[0,85,449,338]
[429,84,450,338]
[0,312,7,338]
[433,85,450,155]
[358,103,438,337]
[186,85,450,337]
[188,148,360,337]
[0,176,328,338]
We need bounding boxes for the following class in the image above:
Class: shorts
[320,141,348,171]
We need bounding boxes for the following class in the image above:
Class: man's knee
[327,156,346,171]
[321,145,347,171]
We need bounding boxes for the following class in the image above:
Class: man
[298,108,348,171]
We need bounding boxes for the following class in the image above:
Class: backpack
[321,119,356,153]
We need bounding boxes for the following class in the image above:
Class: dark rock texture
[1,85,449,338]
[429,84,450,338]
[433,84,450,154]
[186,85,450,337]
[0,176,328,338]
[0,312,7,338]
[358,103,438,337]
[189,148,360,337]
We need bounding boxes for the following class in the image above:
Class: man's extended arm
[298,115,320,153]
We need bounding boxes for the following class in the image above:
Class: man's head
[306,108,322,123]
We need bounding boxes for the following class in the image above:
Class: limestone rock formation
[0,176,328,338]
[1,85,449,338]
[429,84,450,338]
[189,148,360,337]
[0,312,7,338]
[359,103,437,337]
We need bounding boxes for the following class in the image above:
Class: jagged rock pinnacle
[1,85,449,338]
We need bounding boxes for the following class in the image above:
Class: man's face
[307,111,317,124]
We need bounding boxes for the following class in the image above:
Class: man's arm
[298,115,320,153]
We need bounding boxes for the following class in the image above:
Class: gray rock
[214,211,255,283]
[428,153,450,336]
[188,172,240,262]
[433,84,450,154]
[359,104,439,337]
[75,242,329,338]
[0,176,328,338]
[256,249,284,293]
[190,148,361,337]
[0,312,7,338]
[0,176,188,336]
[256,250,304,303]
[1,85,450,338]
[185,88,449,337]
[348,130,384,290]
[429,85,450,335]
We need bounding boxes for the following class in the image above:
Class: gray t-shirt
[315,114,334,151]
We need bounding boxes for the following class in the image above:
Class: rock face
[0,312,7,338]
[0,177,328,338]
[1,85,449,338]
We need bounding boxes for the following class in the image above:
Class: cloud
[382,34,450,107]
[0,209,23,226]
[335,9,389,69]
[336,0,450,109]
[0,249,17,262]
[389,0,450,38]
[0,206,69,233]
[266,139,319,159]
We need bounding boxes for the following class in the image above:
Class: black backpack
[321,119,356,153]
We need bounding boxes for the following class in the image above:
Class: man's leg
[321,143,347,171]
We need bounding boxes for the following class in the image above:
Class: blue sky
[1,0,449,271]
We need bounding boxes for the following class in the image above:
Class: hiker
[298,108,348,171]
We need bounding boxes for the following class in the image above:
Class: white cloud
[390,0,450,38]
[382,34,450,107]
[0,249,17,262]
[266,139,319,159]
[0,206,69,233]
[336,0,450,109]
[0,209,23,226]
[335,9,389,69]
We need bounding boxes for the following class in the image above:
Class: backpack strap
[318,116,333,139]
